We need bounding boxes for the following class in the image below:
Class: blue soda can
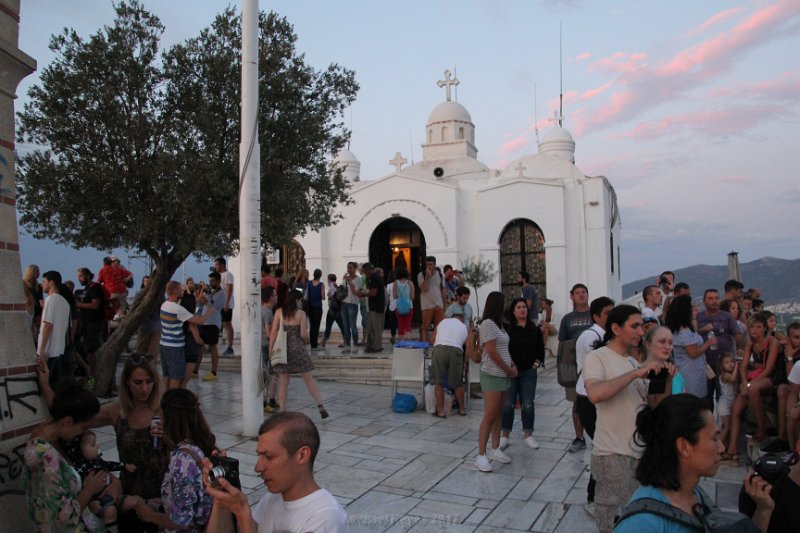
[151,416,161,449]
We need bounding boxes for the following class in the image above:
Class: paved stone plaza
[96,347,748,532]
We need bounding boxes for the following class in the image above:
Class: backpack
[329,284,347,314]
[616,486,760,532]
[556,338,579,387]
[396,282,412,316]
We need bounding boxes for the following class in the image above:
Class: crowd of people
[22,254,800,532]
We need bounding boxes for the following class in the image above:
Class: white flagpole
[240,0,262,437]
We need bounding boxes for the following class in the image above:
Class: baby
[70,431,140,529]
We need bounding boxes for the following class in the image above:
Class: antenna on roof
[408,130,415,164]
[559,21,564,127]
[454,63,458,102]
[534,82,540,148]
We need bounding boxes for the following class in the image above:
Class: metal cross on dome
[515,160,526,177]
[389,152,407,172]
[548,110,564,127]
[437,69,460,101]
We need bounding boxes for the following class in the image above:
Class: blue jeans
[340,302,359,347]
[501,367,538,432]
[323,309,344,340]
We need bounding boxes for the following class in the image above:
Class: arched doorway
[369,217,426,321]
[499,219,546,305]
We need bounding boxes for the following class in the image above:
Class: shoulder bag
[270,311,288,366]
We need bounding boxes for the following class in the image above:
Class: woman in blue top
[643,326,685,394]
[615,394,773,532]
[665,295,716,399]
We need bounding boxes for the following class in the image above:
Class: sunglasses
[129,354,156,366]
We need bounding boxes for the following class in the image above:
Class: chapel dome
[428,100,472,124]
[332,147,360,182]
[539,125,576,163]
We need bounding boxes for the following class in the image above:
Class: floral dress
[161,442,212,532]
[22,437,104,533]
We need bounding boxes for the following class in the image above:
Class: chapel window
[441,127,447,142]
[458,127,465,140]
[499,219,546,304]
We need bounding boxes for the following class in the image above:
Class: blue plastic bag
[392,392,418,413]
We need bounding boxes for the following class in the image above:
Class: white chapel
[293,70,622,320]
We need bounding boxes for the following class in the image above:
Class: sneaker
[202,372,217,382]
[568,437,586,453]
[524,436,540,449]
[498,436,510,450]
[223,347,234,356]
[584,502,596,518]
[341,347,351,355]
[263,404,275,414]
[474,454,493,472]
[489,448,511,464]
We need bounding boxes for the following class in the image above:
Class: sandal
[432,412,446,418]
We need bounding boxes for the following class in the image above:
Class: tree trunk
[93,254,185,397]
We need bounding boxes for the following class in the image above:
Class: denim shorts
[160,345,186,379]
[480,370,509,392]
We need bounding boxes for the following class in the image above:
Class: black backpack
[329,284,347,314]
[615,487,760,532]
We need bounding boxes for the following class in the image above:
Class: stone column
[0,1,40,530]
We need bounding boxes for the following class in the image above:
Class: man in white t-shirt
[431,313,469,417]
[215,257,236,355]
[573,296,614,516]
[37,270,71,384]
[204,412,347,533]
[641,285,661,330]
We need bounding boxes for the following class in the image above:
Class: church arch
[349,198,449,252]
[368,217,426,321]
[498,219,546,305]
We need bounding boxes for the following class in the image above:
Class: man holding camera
[203,412,347,532]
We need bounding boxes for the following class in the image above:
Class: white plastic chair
[391,347,426,409]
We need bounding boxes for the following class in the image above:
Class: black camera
[209,455,241,490]
[659,276,670,286]
[753,451,799,485]
[646,368,669,394]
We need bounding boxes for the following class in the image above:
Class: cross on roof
[437,69,460,101]
[548,110,563,127]
[389,152,407,172]
[515,160,526,177]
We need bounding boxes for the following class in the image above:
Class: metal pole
[240,0,261,437]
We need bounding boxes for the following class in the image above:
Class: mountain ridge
[622,256,800,305]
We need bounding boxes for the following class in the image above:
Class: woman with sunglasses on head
[39,353,167,532]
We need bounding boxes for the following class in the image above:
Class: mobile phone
[647,368,669,394]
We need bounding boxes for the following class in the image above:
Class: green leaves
[16,0,358,263]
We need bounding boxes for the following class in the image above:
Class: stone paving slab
[105,350,747,531]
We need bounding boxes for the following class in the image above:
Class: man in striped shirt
[160,280,214,389]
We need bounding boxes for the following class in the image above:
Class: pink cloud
[498,135,528,156]
[708,72,800,100]
[572,1,800,136]
[576,52,592,61]
[590,51,647,74]
[683,7,745,37]
[563,81,614,106]
[613,104,787,141]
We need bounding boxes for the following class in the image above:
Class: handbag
[270,312,288,366]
